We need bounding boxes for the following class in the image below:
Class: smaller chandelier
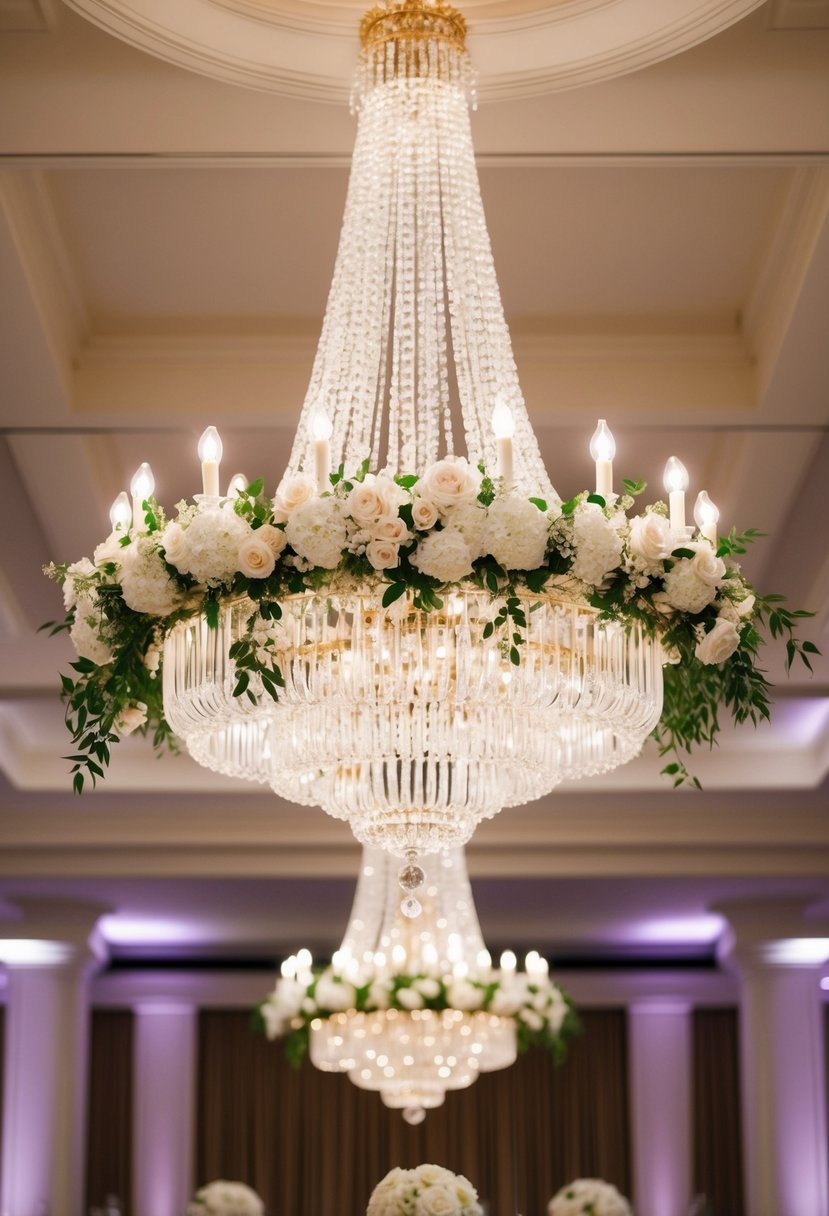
[259,848,574,1124]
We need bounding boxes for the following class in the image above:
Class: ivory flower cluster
[186,1180,264,1216]
[367,1165,483,1216]
[259,965,573,1059]
[547,1178,633,1216]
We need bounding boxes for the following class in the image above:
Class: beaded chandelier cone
[162,0,665,863]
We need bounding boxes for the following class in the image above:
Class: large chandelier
[160,0,664,870]
[45,3,809,867]
[260,847,574,1123]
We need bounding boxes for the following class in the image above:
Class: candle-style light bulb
[663,456,689,533]
[198,426,223,497]
[227,472,248,498]
[499,949,517,974]
[525,949,540,974]
[310,408,332,493]
[476,949,492,972]
[295,947,312,971]
[109,491,132,533]
[280,954,297,980]
[491,395,515,488]
[129,463,155,531]
[694,490,720,546]
[589,418,616,498]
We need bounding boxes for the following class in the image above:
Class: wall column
[133,1002,197,1216]
[0,900,108,1216]
[628,999,692,1216]
[717,899,829,1216]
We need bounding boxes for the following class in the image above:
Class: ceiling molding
[767,0,829,29]
[743,167,829,389]
[62,0,769,103]
[0,171,88,392]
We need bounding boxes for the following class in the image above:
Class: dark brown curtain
[692,1007,744,1216]
[197,1008,629,1216]
[86,1009,134,1215]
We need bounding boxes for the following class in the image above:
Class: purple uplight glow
[99,913,209,948]
[626,913,726,946]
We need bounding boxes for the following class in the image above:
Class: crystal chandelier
[162,0,664,869]
[260,847,573,1124]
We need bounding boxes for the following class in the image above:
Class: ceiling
[0,0,828,968]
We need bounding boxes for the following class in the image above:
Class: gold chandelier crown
[359,0,468,54]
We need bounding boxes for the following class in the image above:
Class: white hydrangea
[484,496,548,570]
[62,558,95,611]
[410,528,475,583]
[663,542,726,614]
[285,496,347,569]
[118,535,182,616]
[165,508,251,586]
[313,971,356,1013]
[569,503,623,587]
[69,596,112,665]
[441,501,487,559]
[93,532,124,568]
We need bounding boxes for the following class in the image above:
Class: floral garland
[367,1165,483,1216]
[258,964,577,1068]
[43,455,816,792]
[186,1181,264,1216]
[547,1178,632,1216]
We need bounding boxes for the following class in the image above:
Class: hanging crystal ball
[400,896,422,919]
[403,1105,427,1126]
[398,861,425,893]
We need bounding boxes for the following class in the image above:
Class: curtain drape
[85,1009,134,1215]
[692,1007,743,1216]
[197,1008,630,1216]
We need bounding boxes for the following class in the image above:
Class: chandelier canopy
[260,847,574,1123]
[45,0,813,867]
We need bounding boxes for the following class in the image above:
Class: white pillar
[628,1000,692,1216]
[718,900,829,1216]
[0,901,107,1216]
[133,1002,197,1216]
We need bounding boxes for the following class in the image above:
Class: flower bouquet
[548,1178,633,1216]
[367,1165,482,1216]
[186,1180,264,1216]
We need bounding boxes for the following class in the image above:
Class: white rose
[238,536,276,579]
[419,456,481,512]
[446,979,484,1011]
[416,1185,458,1216]
[519,1007,544,1032]
[689,541,726,587]
[736,592,755,618]
[416,977,441,1000]
[273,472,317,522]
[161,521,187,568]
[412,496,440,530]
[347,474,407,526]
[410,529,475,584]
[314,973,356,1013]
[488,986,523,1017]
[114,702,147,737]
[372,515,411,544]
[695,617,741,665]
[255,523,287,558]
[415,1166,455,1187]
[367,979,391,1009]
[365,539,400,570]
[396,985,424,1010]
[628,512,673,567]
[93,532,123,567]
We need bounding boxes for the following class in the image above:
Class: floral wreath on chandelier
[258,952,578,1068]
[44,444,816,793]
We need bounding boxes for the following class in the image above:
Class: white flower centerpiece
[367,1165,482,1216]
[186,1180,264,1216]
[548,1178,633,1216]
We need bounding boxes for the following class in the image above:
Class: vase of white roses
[186,1180,264,1216]
[547,1178,632,1216]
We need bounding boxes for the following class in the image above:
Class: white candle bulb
[392,944,407,969]
[453,960,469,979]
[525,949,540,974]
[663,456,689,533]
[295,947,312,972]
[491,396,515,489]
[198,426,223,497]
[476,949,491,972]
[109,491,131,533]
[589,418,615,499]
[694,490,720,546]
[499,949,517,974]
[129,463,155,531]
[280,955,297,980]
[227,472,248,498]
[310,408,333,493]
